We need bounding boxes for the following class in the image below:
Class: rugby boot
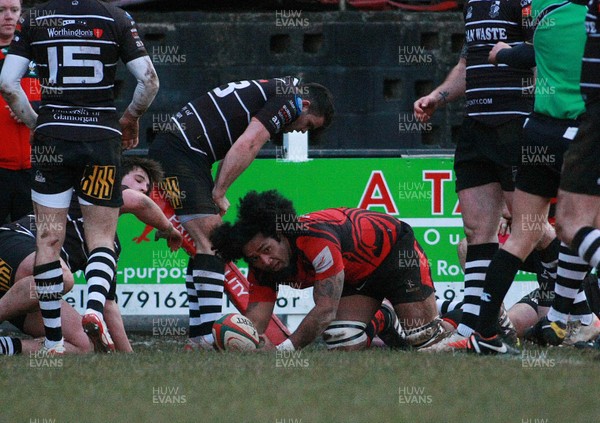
[467,333,520,355]
[564,319,600,346]
[419,331,468,352]
[40,338,66,356]
[498,305,519,346]
[82,313,115,353]
[524,316,566,346]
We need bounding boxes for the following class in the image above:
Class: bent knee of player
[462,221,499,244]
[394,296,439,327]
[62,268,75,293]
[554,198,589,246]
[69,338,94,354]
[461,206,501,243]
[323,321,368,350]
[554,218,576,247]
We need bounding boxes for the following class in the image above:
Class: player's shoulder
[82,0,136,29]
[512,0,532,11]
[255,76,298,92]
[96,0,136,22]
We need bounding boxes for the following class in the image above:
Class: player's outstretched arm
[246,301,276,335]
[284,271,344,350]
[120,56,159,150]
[0,55,38,129]
[413,57,466,122]
[121,188,182,251]
[212,118,271,215]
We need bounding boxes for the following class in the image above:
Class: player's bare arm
[121,189,182,251]
[212,118,271,215]
[287,271,344,349]
[0,55,38,129]
[413,57,466,123]
[120,56,159,150]
[246,301,276,335]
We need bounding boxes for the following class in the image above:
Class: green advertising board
[65,157,537,317]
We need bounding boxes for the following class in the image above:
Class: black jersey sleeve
[496,42,535,69]
[253,95,301,136]
[8,11,33,59]
[108,5,148,64]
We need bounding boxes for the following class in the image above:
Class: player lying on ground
[0,158,182,355]
[508,275,600,346]
[211,190,450,351]
[439,276,600,347]
[435,237,600,349]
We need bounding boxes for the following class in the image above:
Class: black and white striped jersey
[169,77,302,164]
[8,0,147,141]
[581,0,600,104]
[463,0,534,125]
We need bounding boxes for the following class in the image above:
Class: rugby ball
[212,313,260,351]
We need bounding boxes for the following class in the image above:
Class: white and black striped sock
[34,261,64,342]
[458,243,498,337]
[538,237,559,291]
[85,247,117,316]
[570,288,594,326]
[185,258,202,339]
[192,254,225,343]
[573,226,600,268]
[547,243,589,324]
[0,337,22,355]
[436,299,463,315]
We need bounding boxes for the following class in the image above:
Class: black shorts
[3,315,27,332]
[342,222,435,304]
[31,134,123,208]
[148,132,219,215]
[516,113,579,198]
[0,229,36,295]
[560,102,600,196]
[454,117,524,192]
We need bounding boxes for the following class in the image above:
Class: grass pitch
[2,335,600,423]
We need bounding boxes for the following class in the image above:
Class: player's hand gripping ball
[212,313,260,351]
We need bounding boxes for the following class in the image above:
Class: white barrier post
[282,130,309,162]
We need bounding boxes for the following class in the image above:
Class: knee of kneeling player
[322,321,368,350]
[553,220,575,247]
